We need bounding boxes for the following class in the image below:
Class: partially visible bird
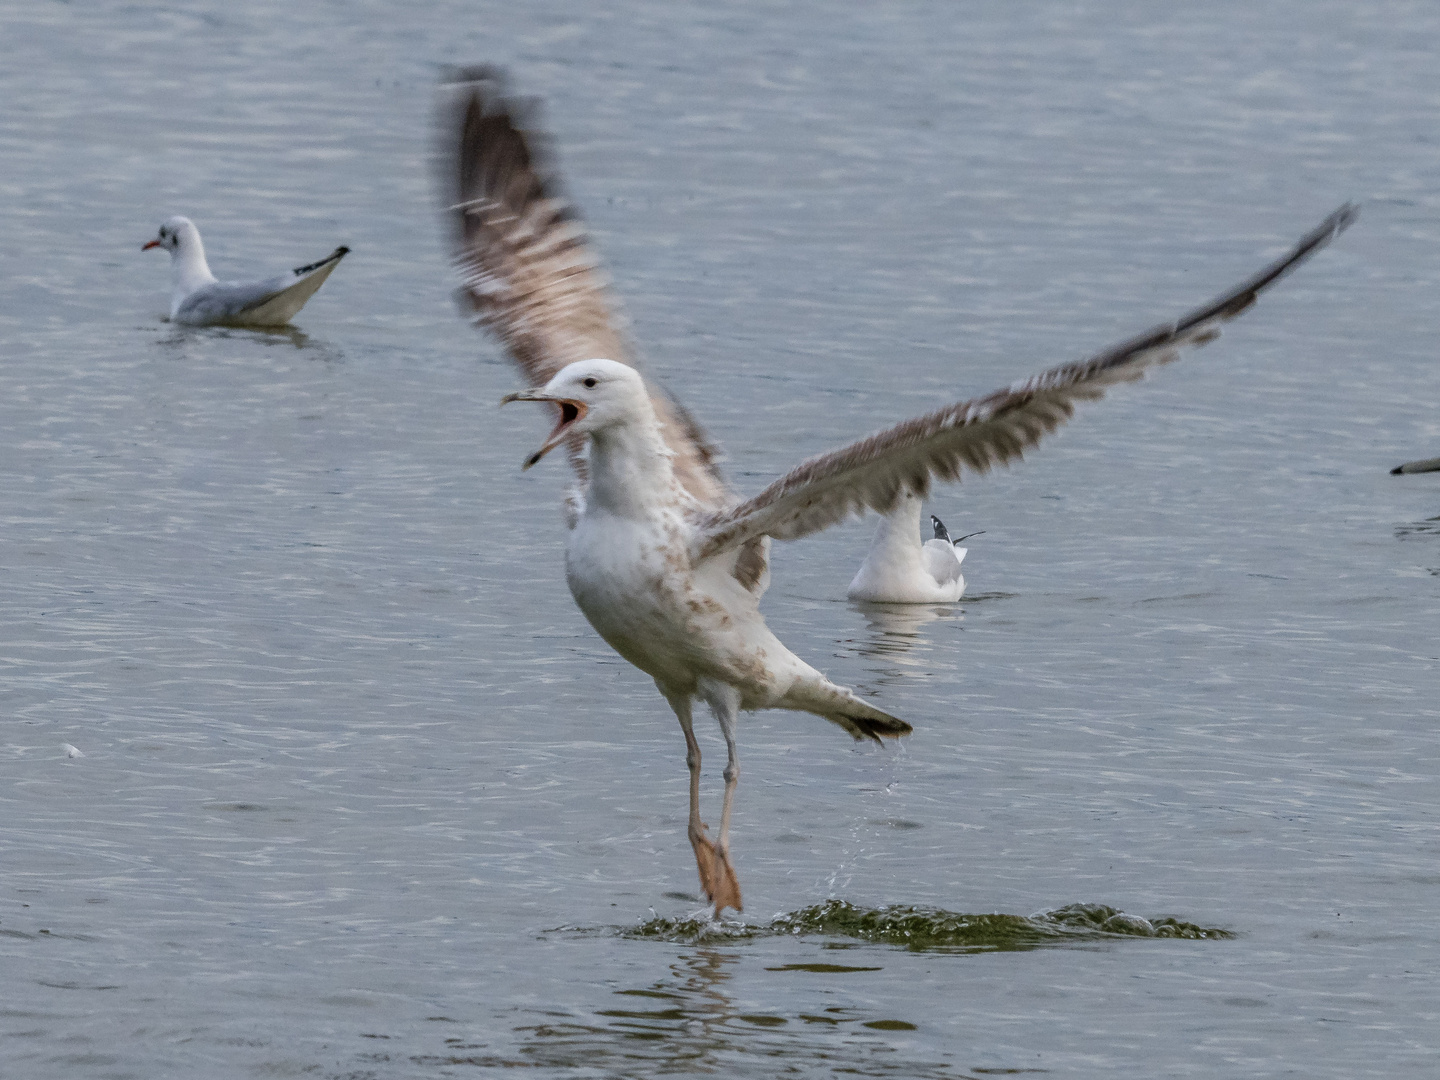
[1391,456,1440,475]
[143,215,348,327]
[847,492,971,603]
[442,67,1356,915]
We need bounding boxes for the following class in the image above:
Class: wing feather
[440,67,728,507]
[693,204,1357,561]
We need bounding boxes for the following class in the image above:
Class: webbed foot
[689,822,742,915]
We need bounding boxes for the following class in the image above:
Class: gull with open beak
[444,67,1356,914]
[500,389,589,470]
[143,215,349,327]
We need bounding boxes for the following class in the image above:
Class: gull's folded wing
[693,204,1357,562]
[177,247,349,327]
[233,248,349,326]
[440,67,728,507]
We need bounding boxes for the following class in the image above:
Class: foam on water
[619,899,1233,951]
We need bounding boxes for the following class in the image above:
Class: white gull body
[444,68,1356,914]
[848,492,969,603]
[143,215,348,327]
[525,363,897,724]
[504,360,910,912]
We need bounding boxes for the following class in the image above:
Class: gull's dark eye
[583,377,597,388]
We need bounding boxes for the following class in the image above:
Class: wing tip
[1293,202,1360,256]
[442,64,566,228]
[1332,200,1361,234]
[291,246,349,276]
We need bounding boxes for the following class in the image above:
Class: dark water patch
[597,1005,688,1020]
[739,1013,788,1026]
[766,962,882,972]
[1395,515,1440,540]
[872,817,924,829]
[13,928,100,943]
[36,980,121,991]
[614,900,1232,952]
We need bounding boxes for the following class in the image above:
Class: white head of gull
[445,68,1357,915]
[143,214,348,328]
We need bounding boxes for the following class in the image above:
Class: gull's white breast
[565,507,798,704]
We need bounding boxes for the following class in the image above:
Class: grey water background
[2,0,1438,1076]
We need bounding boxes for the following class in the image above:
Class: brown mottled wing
[693,204,1358,561]
[440,67,729,507]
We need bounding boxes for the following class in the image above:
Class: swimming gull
[1391,456,1440,474]
[443,68,1356,914]
[846,491,973,603]
[143,215,348,327]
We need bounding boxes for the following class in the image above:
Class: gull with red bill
[446,67,1356,915]
[142,215,348,328]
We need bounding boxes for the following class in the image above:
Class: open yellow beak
[500,389,588,470]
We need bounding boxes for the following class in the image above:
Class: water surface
[2,1,1438,1077]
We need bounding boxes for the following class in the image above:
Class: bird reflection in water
[516,949,746,1070]
[513,947,944,1075]
[156,324,348,363]
[845,601,963,693]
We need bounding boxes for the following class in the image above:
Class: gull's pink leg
[662,685,741,913]
[700,680,743,915]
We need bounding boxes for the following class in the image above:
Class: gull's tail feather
[781,678,912,743]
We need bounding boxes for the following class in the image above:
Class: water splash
[616,899,1232,951]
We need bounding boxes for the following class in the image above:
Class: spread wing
[440,67,728,508]
[693,203,1358,562]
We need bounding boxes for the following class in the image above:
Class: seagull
[1391,456,1440,475]
[443,68,1356,914]
[142,215,348,327]
[847,491,972,603]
